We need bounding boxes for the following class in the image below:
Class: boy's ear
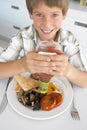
[62,12,68,20]
[30,14,33,19]
[63,15,67,20]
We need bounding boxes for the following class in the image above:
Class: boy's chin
[39,36,55,41]
[42,34,57,41]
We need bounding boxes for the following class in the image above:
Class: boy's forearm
[0,58,26,79]
[66,64,87,88]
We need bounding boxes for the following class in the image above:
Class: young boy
[0,0,87,87]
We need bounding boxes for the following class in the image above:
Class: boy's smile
[30,2,66,41]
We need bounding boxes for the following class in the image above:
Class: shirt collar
[33,27,43,46]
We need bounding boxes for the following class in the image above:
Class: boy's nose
[42,17,52,27]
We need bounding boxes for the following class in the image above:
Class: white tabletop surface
[0,79,87,130]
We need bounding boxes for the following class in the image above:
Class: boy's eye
[34,13,43,17]
[52,14,59,17]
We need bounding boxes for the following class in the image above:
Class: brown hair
[26,0,69,16]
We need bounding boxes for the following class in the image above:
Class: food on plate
[40,93,63,111]
[14,74,64,111]
[50,77,66,95]
[31,74,61,94]
[31,73,53,82]
[18,90,41,110]
[14,82,22,92]
[48,82,60,94]
[14,74,39,91]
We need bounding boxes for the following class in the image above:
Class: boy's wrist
[20,57,29,73]
[64,64,74,79]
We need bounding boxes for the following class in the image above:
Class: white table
[0,80,87,130]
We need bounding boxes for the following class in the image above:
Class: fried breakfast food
[31,73,53,82]
[14,82,22,92]
[14,74,39,91]
[14,74,64,111]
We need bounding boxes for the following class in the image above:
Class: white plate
[7,76,73,120]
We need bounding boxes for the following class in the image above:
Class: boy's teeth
[43,30,52,33]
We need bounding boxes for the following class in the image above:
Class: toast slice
[14,82,22,92]
[14,74,39,91]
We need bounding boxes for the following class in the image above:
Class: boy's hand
[49,53,70,77]
[23,51,70,77]
[23,51,56,74]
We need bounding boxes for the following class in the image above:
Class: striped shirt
[0,24,85,71]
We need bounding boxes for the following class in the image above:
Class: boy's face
[30,2,66,41]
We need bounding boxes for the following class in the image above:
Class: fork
[71,97,80,120]
[0,78,11,114]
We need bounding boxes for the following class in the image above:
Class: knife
[0,78,11,114]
